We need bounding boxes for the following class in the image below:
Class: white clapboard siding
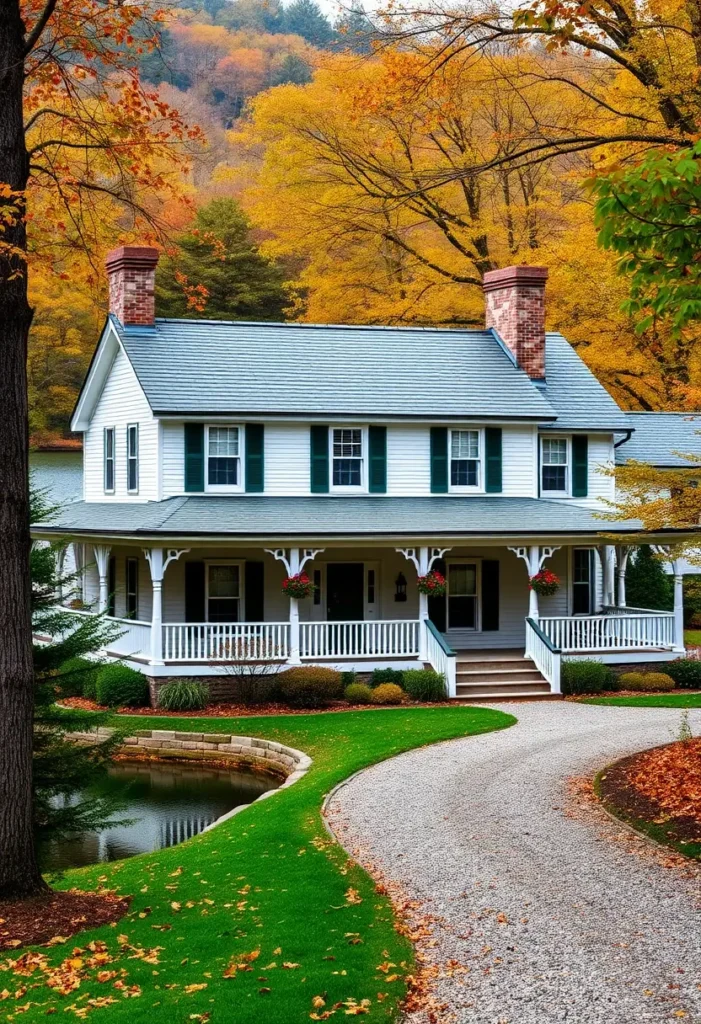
[502,425,538,497]
[83,346,158,501]
[386,425,431,495]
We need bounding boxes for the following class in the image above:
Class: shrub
[618,672,646,690]
[371,668,405,687]
[561,659,614,695]
[277,666,343,708]
[344,682,373,704]
[661,658,701,689]
[623,672,676,692]
[341,671,357,687]
[56,656,100,699]
[96,663,149,707]
[402,669,447,702]
[158,679,210,711]
[369,683,407,705]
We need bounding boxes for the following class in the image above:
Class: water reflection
[44,760,279,871]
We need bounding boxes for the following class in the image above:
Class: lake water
[30,450,83,505]
[44,760,279,871]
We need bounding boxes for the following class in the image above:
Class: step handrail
[525,616,562,653]
[424,618,456,656]
[525,616,561,695]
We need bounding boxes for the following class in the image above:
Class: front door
[572,548,594,614]
[327,563,365,621]
[447,562,478,630]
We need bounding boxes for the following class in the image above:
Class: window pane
[105,429,114,459]
[449,564,476,596]
[209,427,239,457]
[208,599,240,623]
[208,458,238,486]
[128,426,138,457]
[449,596,476,628]
[209,565,239,598]
[451,430,479,459]
[451,461,478,486]
[333,459,361,486]
[333,429,362,458]
[543,439,567,465]
[543,465,567,491]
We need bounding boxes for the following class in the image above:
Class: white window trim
[540,435,571,497]
[449,427,484,493]
[205,560,244,623]
[205,424,244,494]
[329,426,367,493]
[126,423,139,495]
[103,426,115,495]
[445,558,481,632]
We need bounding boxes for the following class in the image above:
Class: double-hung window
[450,429,480,488]
[126,424,139,493]
[541,437,568,494]
[207,563,241,623]
[126,557,139,619]
[104,427,115,493]
[332,428,363,488]
[207,426,241,489]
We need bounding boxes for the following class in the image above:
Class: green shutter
[368,426,387,493]
[310,425,329,493]
[245,424,265,492]
[184,423,205,492]
[481,559,500,631]
[185,562,206,622]
[572,434,588,497]
[485,427,502,493]
[430,427,448,493]
[245,561,265,622]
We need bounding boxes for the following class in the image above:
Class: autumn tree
[156,197,289,320]
[0,0,198,898]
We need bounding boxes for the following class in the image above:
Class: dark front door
[327,563,364,621]
[573,548,594,615]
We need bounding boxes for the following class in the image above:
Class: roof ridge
[152,318,492,334]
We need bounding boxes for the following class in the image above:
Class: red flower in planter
[529,569,560,597]
[417,570,447,597]
[282,572,316,599]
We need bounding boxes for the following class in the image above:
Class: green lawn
[10,706,513,1023]
[585,692,701,708]
[685,629,701,646]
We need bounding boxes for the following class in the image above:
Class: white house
[31,249,698,700]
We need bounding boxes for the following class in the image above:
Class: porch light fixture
[394,572,407,602]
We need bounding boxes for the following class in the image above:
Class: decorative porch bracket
[143,547,191,665]
[396,546,452,660]
[93,544,112,613]
[508,545,560,620]
[652,544,686,650]
[265,548,325,665]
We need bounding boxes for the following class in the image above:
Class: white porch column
[144,547,190,665]
[93,544,112,613]
[72,542,86,605]
[673,562,685,651]
[396,546,452,661]
[596,545,615,610]
[265,548,325,665]
[615,546,631,607]
[55,544,68,603]
[527,545,540,619]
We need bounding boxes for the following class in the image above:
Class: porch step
[456,680,551,697]
[451,648,554,701]
[452,690,563,703]
[456,666,545,682]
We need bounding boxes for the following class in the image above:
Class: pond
[44,760,280,871]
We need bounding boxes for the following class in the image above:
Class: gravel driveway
[326,702,701,1024]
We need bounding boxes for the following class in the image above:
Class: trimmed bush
[561,659,614,696]
[158,679,210,711]
[277,666,343,708]
[623,672,676,692]
[618,672,646,690]
[96,663,149,707]
[341,671,357,687]
[344,682,373,704]
[661,658,701,689]
[371,668,405,687]
[369,683,407,705]
[402,669,447,702]
[57,656,100,699]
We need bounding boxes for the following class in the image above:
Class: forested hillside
[28,0,701,444]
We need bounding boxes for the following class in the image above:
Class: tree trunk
[0,0,45,897]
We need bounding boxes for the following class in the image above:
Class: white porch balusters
[396,546,451,660]
[144,548,190,665]
[508,545,560,621]
[93,545,112,613]
[265,548,324,665]
[615,546,631,607]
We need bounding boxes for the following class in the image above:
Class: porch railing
[525,617,561,694]
[539,612,675,652]
[424,619,457,697]
[300,620,420,659]
[58,608,152,659]
[162,622,290,662]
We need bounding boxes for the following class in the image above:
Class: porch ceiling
[29,494,689,544]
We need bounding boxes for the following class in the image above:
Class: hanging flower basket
[282,572,316,599]
[417,570,447,597]
[529,569,560,597]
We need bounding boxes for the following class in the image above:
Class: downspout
[614,429,634,449]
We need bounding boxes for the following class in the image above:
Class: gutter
[614,429,634,449]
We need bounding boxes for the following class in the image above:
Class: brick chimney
[105,245,160,327]
[483,265,548,379]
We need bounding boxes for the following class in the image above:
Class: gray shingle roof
[615,412,701,466]
[539,334,630,432]
[32,495,647,539]
[116,317,558,421]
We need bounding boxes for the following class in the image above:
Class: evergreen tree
[156,198,289,321]
[625,545,674,611]
[31,487,123,865]
[271,52,312,86]
[283,0,335,47]
[334,6,376,53]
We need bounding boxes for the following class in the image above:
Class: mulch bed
[598,739,701,851]
[60,696,449,716]
[0,889,130,950]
